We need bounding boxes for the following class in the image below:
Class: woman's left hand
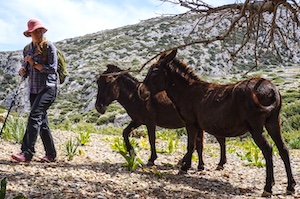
[24,55,34,66]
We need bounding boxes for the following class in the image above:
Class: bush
[1,116,26,143]
[282,102,300,118]
[283,131,300,149]
[97,125,122,136]
[72,121,98,134]
[65,138,79,161]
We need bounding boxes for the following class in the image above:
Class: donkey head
[140,49,177,101]
[95,65,121,114]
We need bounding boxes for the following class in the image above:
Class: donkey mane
[170,59,240,91]
[170,59,208,84]
[105,64,139,83]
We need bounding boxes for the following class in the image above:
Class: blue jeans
[21,87,57,160]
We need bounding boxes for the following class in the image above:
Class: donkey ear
[159,49,177,64]
[107,64,117,70]
[169,49,177,58]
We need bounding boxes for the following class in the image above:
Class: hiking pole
[0,77,25,136]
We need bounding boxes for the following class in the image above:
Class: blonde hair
[35,37,48,55]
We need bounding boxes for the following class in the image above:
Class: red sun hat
[23,18,47,37]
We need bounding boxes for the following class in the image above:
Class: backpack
[42,42,68,84]
[24,42,68,84]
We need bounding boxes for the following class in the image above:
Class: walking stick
[0,77,25,136]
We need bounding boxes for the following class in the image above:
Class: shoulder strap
[24,43,33,55]
[41,42,49,63]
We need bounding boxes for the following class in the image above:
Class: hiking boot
[11,153,30,162]
[40,155,56,163]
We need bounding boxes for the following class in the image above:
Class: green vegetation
[0,62,299,172]
[283,131,300,149]
[0,177,6,199]
[228,138,266,167]
[110,137,143,170]
[0,177,27,199]
[281,89,300,140]
[97,125,123,136]
[156,130,180,154]
[65,138,79,161]
[76,131,91,146]
[1,117,26,143]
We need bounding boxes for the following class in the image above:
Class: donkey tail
[251,85,281,113]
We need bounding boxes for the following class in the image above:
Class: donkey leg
[250,129,274,196]
[146,124,157,166]
[215,136,226,170]
[265,116,296,195]
[180,125,198,172]
[194,130,205,171]
[122,121,141,156]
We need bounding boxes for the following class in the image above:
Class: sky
[0,0,228,52]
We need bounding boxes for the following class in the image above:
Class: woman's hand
[24,55,34,66]
[19,67,27,77]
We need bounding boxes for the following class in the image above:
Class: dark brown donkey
[95,64,227,169]
[140,49,296,196]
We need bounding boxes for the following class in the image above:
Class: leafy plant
[0,177,27,199]
[156,130,179,154]
[120,149,143,171]
[0,177,6,199]
[138,138,149,150]
[235,139,265,167]
[288,137,300,149]
[142,166,162,178]
[1,117,26,143]
[283,131,300,149]
[76,131,91,146]
[110,137,140,154]
[191,153,198,163]
[167,138,179,154]
[110,137,143,170]
[65,138,79,161]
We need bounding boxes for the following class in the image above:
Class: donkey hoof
[178,169,187,175]
[261,190,272,197]
[177,159,184,166]
[286,182,296,195]
[216,165,224,170]
[286,189,295,195]
[286,185,295,195]
[197,165,204,171]
[146,161,155,166]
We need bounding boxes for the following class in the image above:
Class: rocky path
[0,131,299,199]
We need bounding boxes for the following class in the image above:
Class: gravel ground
[0,130,299,199]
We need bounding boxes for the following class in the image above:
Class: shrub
[288,137,300,149]
[72,121,98,134]
[76,131,91,146]
[110,137,143,170]
[283,131,300,149]
[1,177,27,199]
[51,118,72,131]
[1,117,26,143]
[65,138,79,161]
[97,125,122,136]
[236,139,266,167]
[96,115,115,125]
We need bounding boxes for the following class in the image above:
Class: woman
[11,18,58,163]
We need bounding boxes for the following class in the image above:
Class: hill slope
[0,14,299,126]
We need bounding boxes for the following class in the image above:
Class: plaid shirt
[22,42,58,94]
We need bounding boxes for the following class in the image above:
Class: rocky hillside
[0,14,299,126]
